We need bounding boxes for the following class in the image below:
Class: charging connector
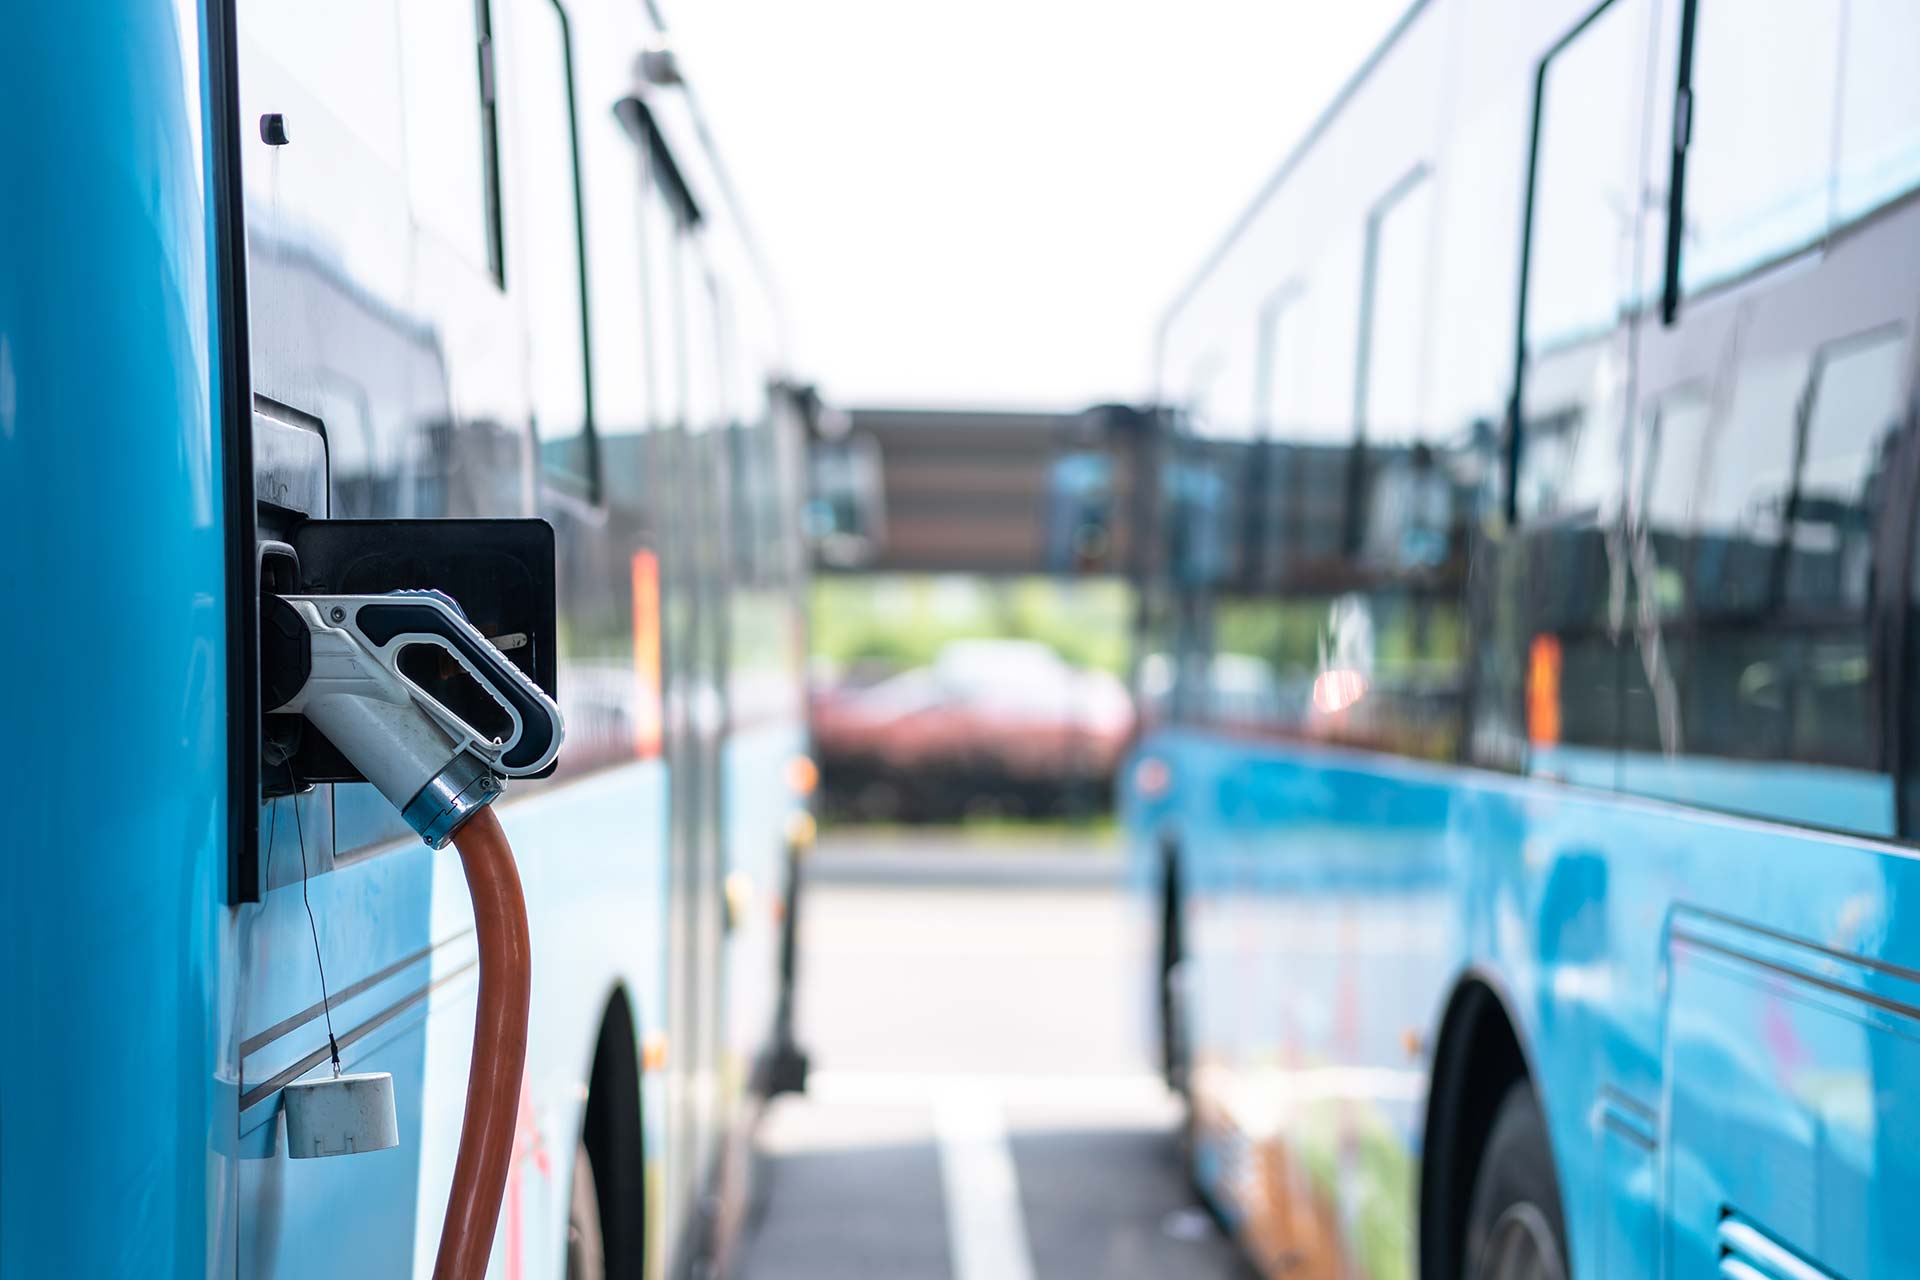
[263,589,562,846]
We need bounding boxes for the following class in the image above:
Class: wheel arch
[1418,966,1561,1280]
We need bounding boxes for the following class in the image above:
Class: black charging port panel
[262,517,559,794]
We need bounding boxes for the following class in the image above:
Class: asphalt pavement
[737,830,1254,1280]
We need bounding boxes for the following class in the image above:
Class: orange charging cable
[433,806,532,1280]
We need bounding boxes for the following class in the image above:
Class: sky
[667,0,1408,411]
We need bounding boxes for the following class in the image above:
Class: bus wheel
[567,1143,607,1280]
[1463,1081,1566,1280]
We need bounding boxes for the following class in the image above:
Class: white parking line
[933,1084,1036,1280]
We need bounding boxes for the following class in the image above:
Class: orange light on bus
[1527,633,1562,746]
[785,753,819,796]
[630,550,663,758]
[642,1032,669,1074]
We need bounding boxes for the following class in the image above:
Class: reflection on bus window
[579,78,649,445]
[1633,387,1711,622]
[1683,1,1838,290]
[1361,443,1453,571]
[1360,172,1433,441]
[1836,2,1920,221]
[1622,329,1906,833]
[1526,0,1643,349]
[398,0,492,273]
[1786,330,1905,609]
[806,433,884,568]
[510,0,594,488]
[1165,455,1231,588]
[1254,283,1305,437]
[1689,354,1807,617]
[1158,427,1483,761]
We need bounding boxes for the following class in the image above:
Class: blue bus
[1122,1,1920,1276]
[2,2,815,1276]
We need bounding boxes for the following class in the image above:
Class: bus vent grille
[1716,1212,1840,1280]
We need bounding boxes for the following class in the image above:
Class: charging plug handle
[351,594,560,773]
[265,591,565,846]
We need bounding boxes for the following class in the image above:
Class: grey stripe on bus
[1670,929,1920,1024]
[239,958,479,1112]
[238,929,474,1058]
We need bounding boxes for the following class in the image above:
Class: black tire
[1462,1081,1568,1280]
[567,1142,607,1280]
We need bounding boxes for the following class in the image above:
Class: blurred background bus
[1120,0,1920,1276]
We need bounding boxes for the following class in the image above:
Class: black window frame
[209,0,261,902]
[477,0,507,288]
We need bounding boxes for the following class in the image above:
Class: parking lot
[738,833,1252,1280]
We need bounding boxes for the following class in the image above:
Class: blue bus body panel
[0,2,235,1273]
[1129,726,1920,1277]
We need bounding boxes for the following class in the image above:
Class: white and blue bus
[1123,1,1920,1277]
[2,1,816,1275]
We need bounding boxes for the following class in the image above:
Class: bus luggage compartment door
[1664,910,1904,1279]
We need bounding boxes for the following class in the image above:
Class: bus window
[1358,170,1432,444]
[805,432,884,568]
[1525,0,1645,351]
[1359,172,1457,574]
[1774,329,1904,773]
[1679,355,1813,765]
[1301,233,1365,436]
[1627,332,1906,832]
[1785,330,1905,612]
[510,0,596,491]
[1165,450,1233,590]
[1254,282,1305,437]
[1045,451,1116,575]
[398,0,496,276]
[1687,354,1807,618]
[1509,1,1648,779]
[641,160,685,434]
[1619,388,1707,758]
[578,74,649,455]
[1681,1,1839,292]
[1635,388,1712,620]
[1258,289,1356,582]
[1834,1,1920,224]
[1181,349,1226,435]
